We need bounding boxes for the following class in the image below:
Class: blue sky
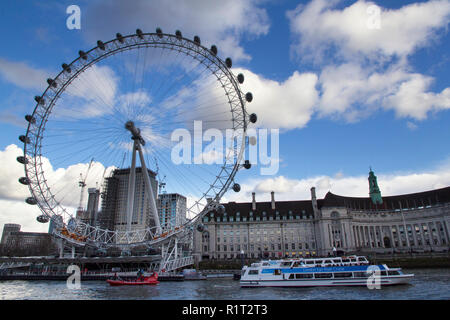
[0,0,449,233]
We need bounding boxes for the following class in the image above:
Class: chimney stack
[310,187,316,200]
[271,191,275,210]
[252,192,256,211]
[311,187,319,217]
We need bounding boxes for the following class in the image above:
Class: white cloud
[0,58,51,90]
[286,0,450,123]
[222,160,450,203]
[83,0,270,62]
[383,75,450,120]
[0,199,49,239]
[287,0,450,62]
[235,68,319,130]
[55,65,119,119]
[0,144,115,236]
[0,144,33,202]
[317,62,450,121]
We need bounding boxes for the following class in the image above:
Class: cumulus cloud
[83,0,270,62]
[0,58,51,90]
[0,144,114,236]
[222,160,450,203]
[287,0,450,62]
[235,68,319,130]
[382,75,450,120]
[317,62,450,121]
[286,0,450,124]
[0,144,32,202]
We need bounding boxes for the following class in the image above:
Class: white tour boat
[240,255,414,288]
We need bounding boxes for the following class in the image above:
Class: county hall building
[194,170,450,260]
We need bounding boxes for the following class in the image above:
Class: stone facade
[194,182,450,260]
[0,224,56,256]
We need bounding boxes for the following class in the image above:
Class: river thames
[0,268,449,300]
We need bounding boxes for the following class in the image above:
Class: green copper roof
[368,168,383,205]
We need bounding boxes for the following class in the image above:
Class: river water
[0,268,448,300]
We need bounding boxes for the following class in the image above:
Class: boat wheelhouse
[240,255,414,288]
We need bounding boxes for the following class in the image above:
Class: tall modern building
[158,193,187,230]
[99,167,158,241]
[194,170,450,260]
[86,188,100,226]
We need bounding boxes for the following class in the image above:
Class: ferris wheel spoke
[42,131,124,168]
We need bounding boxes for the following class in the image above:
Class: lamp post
[240,250,245,268]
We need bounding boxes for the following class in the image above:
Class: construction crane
[154,157,167,194]
[77,158,94,215]
[159,175,167,194]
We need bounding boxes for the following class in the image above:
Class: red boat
[107,272,159,286]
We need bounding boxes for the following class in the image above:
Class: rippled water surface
[0,268,449,300]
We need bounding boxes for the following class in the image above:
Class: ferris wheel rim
[21,29,251,248]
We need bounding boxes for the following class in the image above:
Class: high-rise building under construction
[98,168,158,241]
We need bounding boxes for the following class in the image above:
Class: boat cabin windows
[334,272,353,278]
[248,269,259,275]
[289,273,314,279]
[273,269,282,276]
[314,273,333,279]
[324,260,333,264]
[353,272,369,278]
[341,258,350,263]
[388,270,400,276]
[280,261,291,267]
[305,260,315,265]
[314,260,323,264]
[357,257,368,263]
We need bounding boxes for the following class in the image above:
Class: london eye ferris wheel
[17,28,256,249]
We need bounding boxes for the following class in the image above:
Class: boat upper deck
[248,255,369,269]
